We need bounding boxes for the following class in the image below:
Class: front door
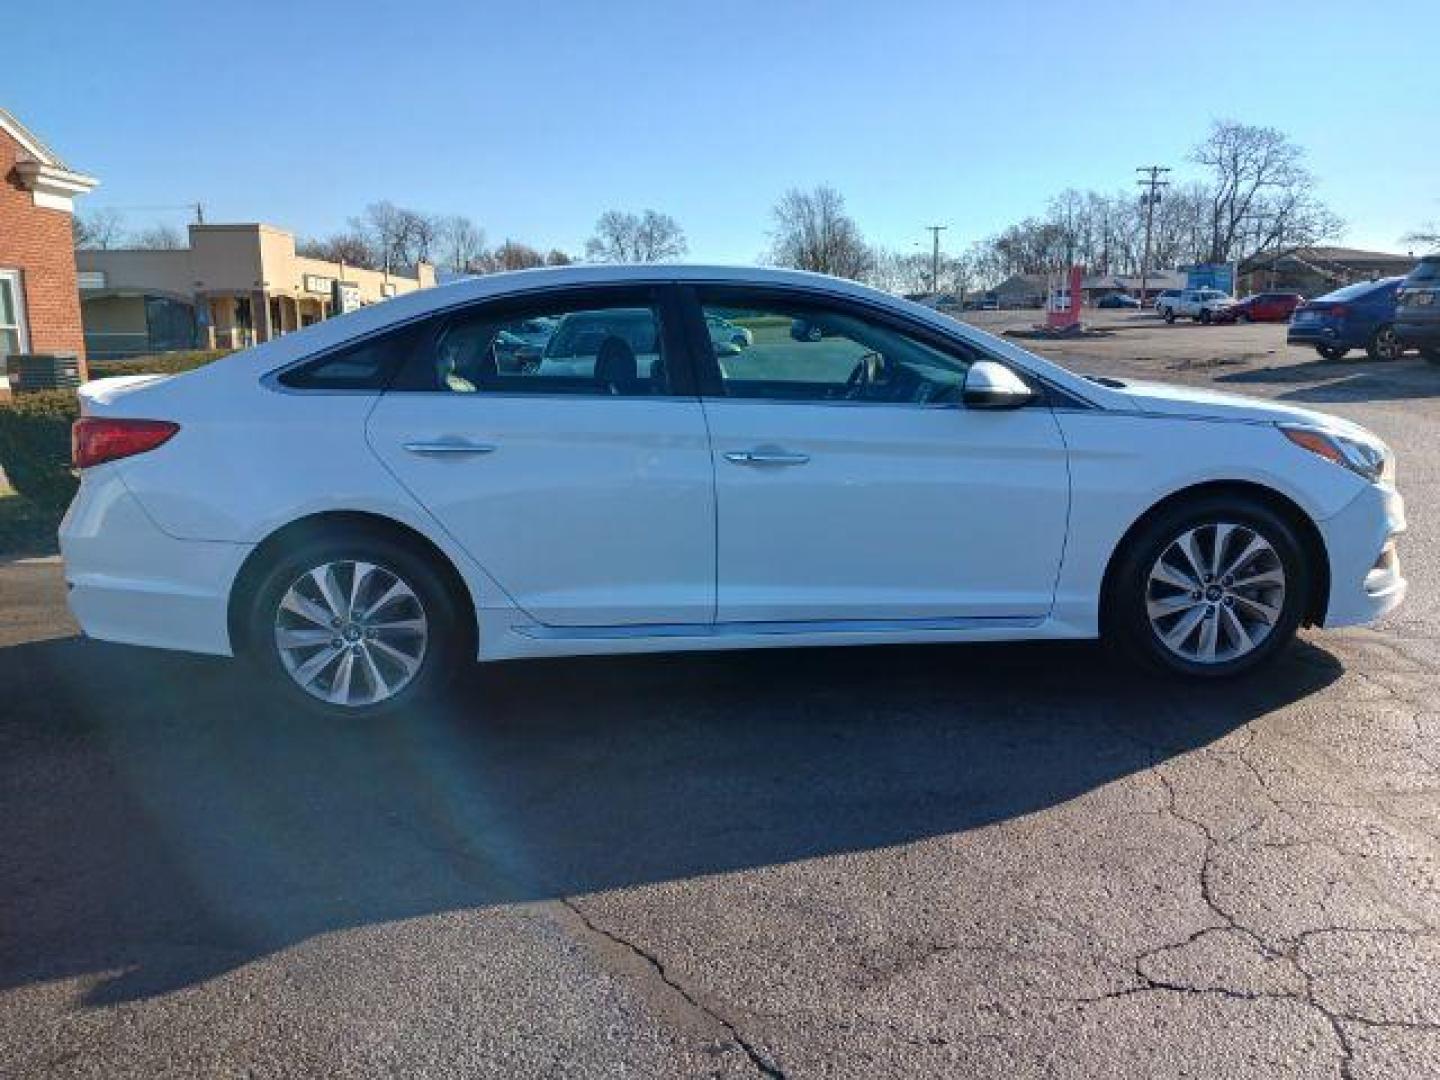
[688,286,1070,624]
[367,286,715,627]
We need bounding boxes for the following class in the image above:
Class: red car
[1221,292,1304,323]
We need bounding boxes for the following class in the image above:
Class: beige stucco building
[76,223,435,357]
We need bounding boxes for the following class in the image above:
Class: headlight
[1280,424,1394,484]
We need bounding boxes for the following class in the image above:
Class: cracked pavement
[1,319,1437,1077]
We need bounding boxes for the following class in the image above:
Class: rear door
[367,285,716,627]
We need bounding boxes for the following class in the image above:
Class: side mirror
[963,360,1036,409]
[714,342,743,359]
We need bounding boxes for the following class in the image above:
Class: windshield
[1406,258,1440,284]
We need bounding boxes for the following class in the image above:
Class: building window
[0,270,29,361]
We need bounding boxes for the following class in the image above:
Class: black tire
[241,528,469,717]
[1163,309,1176,324]
[1316,345,1349,361]
[1238,312,1251,323]
[1199,309,1212,324]
[1367,324,1402,362]
[1103,495,1310,680]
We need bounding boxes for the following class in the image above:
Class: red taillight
[72,418,179,469]
[1330,304,1350,318]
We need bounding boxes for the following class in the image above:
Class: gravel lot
[2,314,1437,1078]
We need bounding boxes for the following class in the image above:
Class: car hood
[1114,379,1376,438]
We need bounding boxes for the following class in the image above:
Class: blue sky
[6,0,1438,262]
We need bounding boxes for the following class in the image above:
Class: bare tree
[297,232,377,269]
[1191,120,1339,263]
[545,249,574,266]
[354,201,414,271]
[1403,224,1439,252]
[438,215,487,272]
[406,211,443,266]
[73,207,127,250]
[768,186,871,280]
[481,240,547,272]
[131,222,187,250]
[584,209,688,263]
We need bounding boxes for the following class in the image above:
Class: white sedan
[62,265,1406,716]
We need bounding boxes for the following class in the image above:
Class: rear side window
[1407,259,1440,284]
[277,326,416,391]
[397,289,677,397]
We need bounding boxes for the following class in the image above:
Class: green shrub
[88,349,230,380]
[0,389,81,508]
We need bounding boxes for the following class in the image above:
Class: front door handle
[402,440,497,456]
[724,450,811,466]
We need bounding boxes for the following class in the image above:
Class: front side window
[698,290,973,405]
[0,270,28,362]
[417,295,671,397]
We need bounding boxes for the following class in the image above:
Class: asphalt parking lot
[2,314,1438,1078]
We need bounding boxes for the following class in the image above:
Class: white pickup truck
[1157,288,1235,324]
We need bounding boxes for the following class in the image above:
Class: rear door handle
[402,440,497,456]
[724,450,811,466]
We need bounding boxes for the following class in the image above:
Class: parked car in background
[1221,292,1304,323]
[1394,255,1440,365]
[1097,293,1140,309]
[1151,289,1181,312]
[1158,288,1235,324]
[61,265,1405,717]
[1287,277,1405,361]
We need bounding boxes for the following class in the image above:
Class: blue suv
[1395,255,1440,365]
[1287,277,1405,361]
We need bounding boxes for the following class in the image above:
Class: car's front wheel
[242,530,468,715]
[1163,310,1176,324]
[1104,496,1309,679]
[1198,309,1213,324]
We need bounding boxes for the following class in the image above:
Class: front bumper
[1318,483,1407,628]
[60,467,251,656]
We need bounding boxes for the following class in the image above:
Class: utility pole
[1136,166,1170,308]
[194,202,205,225]
[925,225,947,296]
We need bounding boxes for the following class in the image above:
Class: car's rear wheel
[1163,310,1176,324]
[243,530,468,716]
[1316,345,1349,361]
[1368,325,1403,361]
[1104,496,1309,679]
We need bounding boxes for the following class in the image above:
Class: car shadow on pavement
[0,634,1342,1006]
[1215,358,1440,403]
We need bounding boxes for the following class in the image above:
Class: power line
[1136,166,1171,306]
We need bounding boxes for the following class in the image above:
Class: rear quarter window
[276,326,418,391]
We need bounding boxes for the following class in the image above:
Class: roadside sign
[1184,263,1236,294]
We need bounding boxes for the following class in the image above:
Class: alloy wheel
[1145,523,1286,664]
[273,560,429,706]
[1373,327,1401,361]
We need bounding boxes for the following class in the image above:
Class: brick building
[0,108,97,392]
